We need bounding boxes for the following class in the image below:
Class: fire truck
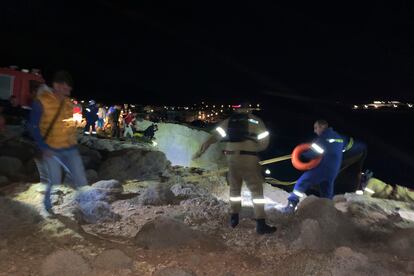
[0,66,44,108]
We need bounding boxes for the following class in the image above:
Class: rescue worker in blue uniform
[84,100,98,135]
[194,102,276,234]
[282,120,344,213]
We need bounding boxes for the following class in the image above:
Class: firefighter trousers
[227,155,266,219]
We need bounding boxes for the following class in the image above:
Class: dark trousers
[335,142,367,194]
[111,121,120,138]
[84,121,96,134]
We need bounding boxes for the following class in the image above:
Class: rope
[184,154,292,182]
[265,177,296,186]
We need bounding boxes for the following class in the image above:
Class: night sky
[1,1,414,104]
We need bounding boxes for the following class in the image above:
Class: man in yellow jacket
[28,71,87,215]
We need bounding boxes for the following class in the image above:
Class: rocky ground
[1,129,414,275]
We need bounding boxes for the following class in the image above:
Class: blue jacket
[84,104,98,122]
[302,127,344,181]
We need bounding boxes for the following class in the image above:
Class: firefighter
[84,100,98,135]
[282,120,344,213]
[194,102,276,234]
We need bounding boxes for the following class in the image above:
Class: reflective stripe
[229,196,242,202]
[343,137,354,152]
[327,138,343,143]
[293,190,305,198]
[355,190,364,195]
[248,118,259,125]
[84,131,90,135]
[311,143,324,154]
[364,187,375,194]
[92,131,97,134]
[252,198,267,204]
[215,127,227,138]
[257,131,269,140]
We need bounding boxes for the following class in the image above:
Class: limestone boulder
[91,179,123,201]
[41,250,92,276]
[138,183,177,206]
[74,186,121,224]
[86,169,99,184]
[293,196,358,250]
[0,156,22,177]
[98,149,170,181]
[93,249,133,271]
[0,139,36,162]
[134,216,224,251]
[78,144,102,170]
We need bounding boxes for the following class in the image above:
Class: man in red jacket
[123,110,136,138]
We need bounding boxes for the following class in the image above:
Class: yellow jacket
[364,178,414,203]
[37,90,77,149]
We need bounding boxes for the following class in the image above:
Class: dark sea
[255,100,414,189]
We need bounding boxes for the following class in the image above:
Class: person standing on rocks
[194,102,276,234]
[281,120,343,214]
[123,109,136,138]
[109,105,121,138]
[28,71,88,215]
[96,103,106,131]
[83,99,98,135]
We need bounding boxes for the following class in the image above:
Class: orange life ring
[291,143,322,171]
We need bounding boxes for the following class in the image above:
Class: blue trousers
[35,148,88,210]
[288,171,335,204]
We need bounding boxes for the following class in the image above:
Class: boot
[256,219,276,234]
[230,213,239,228]
[280,201,297,214]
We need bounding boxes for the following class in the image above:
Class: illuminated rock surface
[1,129,414,275]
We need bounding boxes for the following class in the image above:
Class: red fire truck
[0,66,44,108]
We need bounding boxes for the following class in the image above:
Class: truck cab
[0,66,44,109]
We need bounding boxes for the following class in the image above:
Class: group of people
[82,101,158,141]
[195,103,367,234]
[82,101,137,139]
[27,71,367,233]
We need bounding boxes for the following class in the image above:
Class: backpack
[222,113,256,143]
